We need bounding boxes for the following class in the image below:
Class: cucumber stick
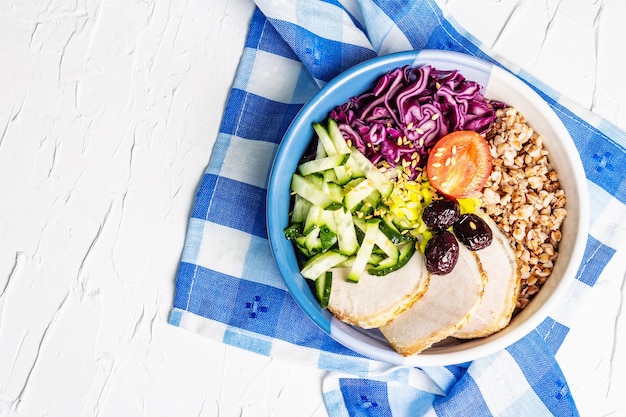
[298,153,350,176]
[301,251,348,280]
[333,208,358,256]
[352,216,399,264]
[349,148,394,199]
[318,209,338,251]
[291,194,313,224]
[322,119,353,184]
[347,219,380,282]
[379,215,412,244]
[368,241,416,276]
[327,118,351,154]
[291,173,343,210]
[343,178,376,213]
[315,271,332,308]
[313,122,338,156]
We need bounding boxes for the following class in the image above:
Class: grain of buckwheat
[481,106,567,311]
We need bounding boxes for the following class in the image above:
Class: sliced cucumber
[344,155,365,179]
[315,136,328,159]
[327,118,351,154]
[291,173,343,210]
[315,271,333,308]
[322,181,345,204]
[333,165,353,185]
[352,215,367,234]
[284,223,302,241]
[368,241,417,276]
[343,177,365,191]
[303,204,322,235]
[291,194,313,224]
[349,148,394,199]
[319,208,338,231]
[313,122,338,156]
[306,172,325,188]
[297,153,350,176]
[359,189,382,217]
[302,227,322,255]
[333,208,359,256]
[379,215,413,244]
[373,227,399,264]
[293,235,311,257]
[347,219,380,282]
[323,168,338,183]
[301,250,349,280]
[343,178,376,213]
[294,228,322,258]
[318,209,338,251]
[319,226,337,252]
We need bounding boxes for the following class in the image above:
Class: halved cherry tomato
[426,130,493,199]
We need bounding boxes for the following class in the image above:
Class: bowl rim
[266,49,589,366]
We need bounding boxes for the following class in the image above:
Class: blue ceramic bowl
[266,50,588,366]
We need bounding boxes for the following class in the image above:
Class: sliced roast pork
[455,215,520,339]
[380,244,486,356]
[327,250,429,329]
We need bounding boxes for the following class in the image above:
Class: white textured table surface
[1,1,625,416]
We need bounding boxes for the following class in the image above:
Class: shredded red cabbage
[330,65,500,179]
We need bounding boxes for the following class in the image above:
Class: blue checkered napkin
[169,1,626,416]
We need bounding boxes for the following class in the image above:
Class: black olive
[424,230,459,275]
[453,213,493,251]
[422,198,460,231]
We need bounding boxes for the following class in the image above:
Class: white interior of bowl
[266,50,589,367]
